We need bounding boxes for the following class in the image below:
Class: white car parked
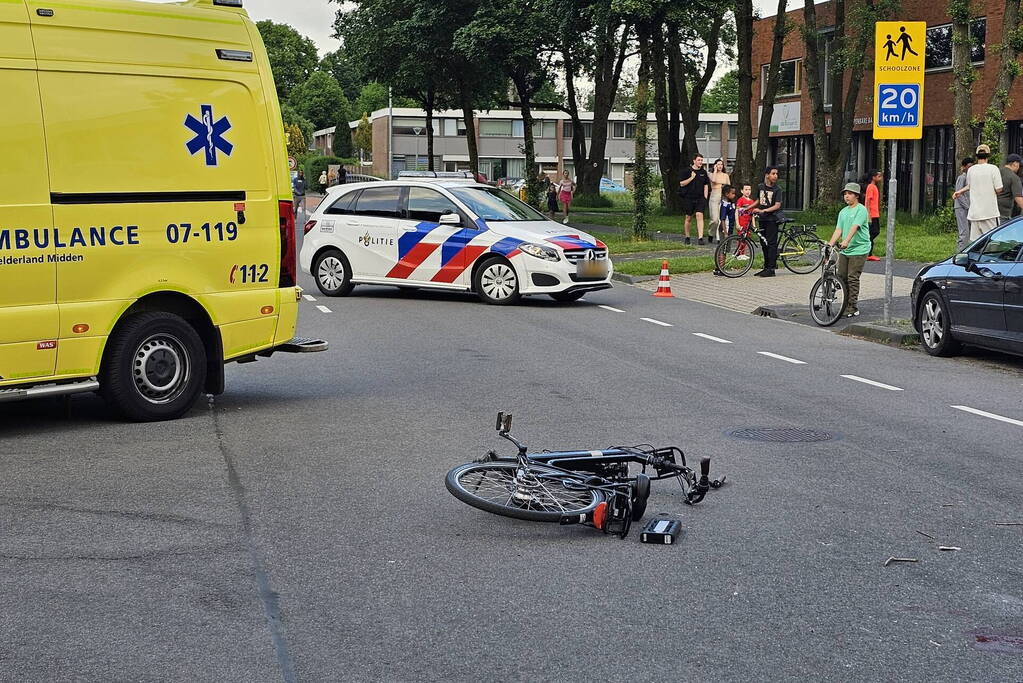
[299,180,613,304]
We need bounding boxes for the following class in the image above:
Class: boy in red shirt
[864,170,882,261]
[736,183,757,237]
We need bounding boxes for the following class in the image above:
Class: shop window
[926,19,985,71]
[761,59,801,98]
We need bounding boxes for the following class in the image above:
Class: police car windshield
[450,187,546,222]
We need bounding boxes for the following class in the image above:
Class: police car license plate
[577,260,608,278]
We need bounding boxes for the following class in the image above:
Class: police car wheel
[474,258,520,305]
[314,249,354,297]
[549,290,585,303]
[100,312,207,422]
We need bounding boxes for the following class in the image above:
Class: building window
[442,118,466,136]
[612,121,626,139]
[761,58,801,98]
[533,120,556,138]
[922,126,955,212]
[925,19,985,71]
[564,122,593,139]
[696,122,722,141]
[480,120,513,137]
[512,120,525,137]
[393,117,428,136]
[769,136,805,209]
[818,31,835,107]
[728,123,738,140]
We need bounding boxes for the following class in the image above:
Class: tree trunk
[754,0,788,175]
[513,73,540,207]
[425,87,436,171]
[578,21,630,198]
[734,0,756,186]
[652,31,681,214]
[951,0,976,163]
[562,43,588,175]
[458,83,479,177]
[632,24,652,241]
[982,0,1023,157]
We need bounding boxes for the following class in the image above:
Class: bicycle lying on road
[445,413,725,539]
[715,216,824,278]
[809,243,847,326]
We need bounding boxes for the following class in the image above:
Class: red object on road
[653,260,674,298]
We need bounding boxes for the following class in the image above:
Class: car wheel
[549,290,586,302]
[314,249,354,297]
[919,290,961,357]
[474,258,521,305]
[100,312,207,422]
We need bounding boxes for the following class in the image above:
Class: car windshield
[450,187,547,222]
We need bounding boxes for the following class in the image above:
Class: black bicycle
[715,216,824,277]
[809,243,847,326]
[445,413,725,538]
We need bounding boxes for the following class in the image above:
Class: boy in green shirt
[827,182,871,317]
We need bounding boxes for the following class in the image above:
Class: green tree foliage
[354,82,390,117]
[354,113,373,158]
[702,69,739,114]
[319,49,365,103]
[290,71,351,131]
[333,121,355,158]
[284,123,307,158]
[256,20,319,101]
[280,102,314,150]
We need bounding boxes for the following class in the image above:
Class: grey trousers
[955,207,969,251]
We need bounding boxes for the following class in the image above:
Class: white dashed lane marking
[841,375,903,391]
[757,351,807,365]
[316,305,333,314]
[640,317,673,327]
[303,294,317,302]
[599,305,625,313]
[692,333,732,344]
[951,405,1023,428]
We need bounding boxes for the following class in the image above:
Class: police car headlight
[519,243,561,262]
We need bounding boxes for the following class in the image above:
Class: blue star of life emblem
[184,104,234,166]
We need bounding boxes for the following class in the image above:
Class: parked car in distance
[496,177,523,189]
[911,219,1023,357]
[600,178,628,193]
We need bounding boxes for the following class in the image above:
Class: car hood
[481,220,605,249]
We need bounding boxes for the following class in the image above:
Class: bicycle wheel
[715,236,755,277]
[781,231,824,274]
[446,461,604,522]
[809,275,847,326]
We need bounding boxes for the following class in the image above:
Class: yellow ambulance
[0,0,325,421]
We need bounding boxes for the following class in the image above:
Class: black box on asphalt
[640,518,682,544]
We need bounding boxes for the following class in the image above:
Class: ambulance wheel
[549,290,586,302]
[474,257,520,305]
[100,312,207,422]
[314,249,354,297]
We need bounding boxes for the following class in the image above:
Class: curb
[612,272,657,285]
[839,322,920,347]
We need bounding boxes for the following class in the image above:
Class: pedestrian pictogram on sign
[873,22,925,140]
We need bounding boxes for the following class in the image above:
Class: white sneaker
[562,217,569,224]
[737,254,750,261]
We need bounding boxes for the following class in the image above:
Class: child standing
[719,185,737,237]
[735,183,757,237]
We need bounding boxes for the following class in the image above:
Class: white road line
[692,332,732,344]
[951,405,1023,428]
[316,305,333,314]
[757,351,807,365]
[840,375,903,391]
[599,305,625,313]
[303,294,317,302]
[640,317,673,327]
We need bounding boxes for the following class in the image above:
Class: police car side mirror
[439,212,461,226]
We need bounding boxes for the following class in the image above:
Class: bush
[304,155,356,193]
[572,193,613,208]
[922,201,957,234]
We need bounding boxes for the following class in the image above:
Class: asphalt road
[2,270,1023,681]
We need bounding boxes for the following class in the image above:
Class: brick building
[752,1,1023,213]
[314,108,738,185]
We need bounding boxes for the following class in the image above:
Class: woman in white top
[708,159,731,243]
[557,170,576,224]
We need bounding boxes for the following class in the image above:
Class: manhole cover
[726,427,836,443]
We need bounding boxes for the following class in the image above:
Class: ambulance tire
[100,312,207,422]
[314,249,354,297]
[474,257,521,305]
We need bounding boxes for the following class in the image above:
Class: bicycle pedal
[640,517,682,545]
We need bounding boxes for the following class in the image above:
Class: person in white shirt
[952,144,1003,241]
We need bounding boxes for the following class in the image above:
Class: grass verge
[591,232,693,254]
[615,256,717,276]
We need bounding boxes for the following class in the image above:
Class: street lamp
[412,126,423,170]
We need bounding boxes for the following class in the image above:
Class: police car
[298,179,613,304]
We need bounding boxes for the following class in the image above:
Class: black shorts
[680,196,707,216]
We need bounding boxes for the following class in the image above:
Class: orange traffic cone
[653,260,673,297]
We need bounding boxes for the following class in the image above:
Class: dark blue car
[911,218,1023,356]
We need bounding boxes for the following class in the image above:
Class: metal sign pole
[884,143,897,325]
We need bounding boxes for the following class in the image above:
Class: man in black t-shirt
[751,166,784,277]
[678,154,710,245]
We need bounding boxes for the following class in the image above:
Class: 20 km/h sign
[873,21,925,140]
